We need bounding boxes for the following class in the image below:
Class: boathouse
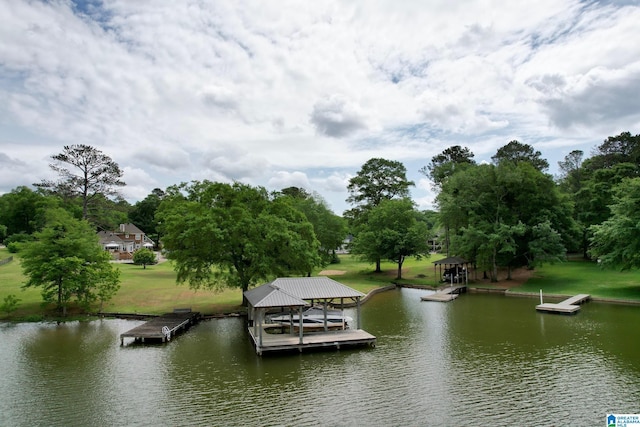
[244,277,376,355]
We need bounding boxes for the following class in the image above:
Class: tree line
[2,132,639,314]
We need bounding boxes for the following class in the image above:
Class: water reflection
[0,290,639,426]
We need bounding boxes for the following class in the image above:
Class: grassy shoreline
[2,248,640,321]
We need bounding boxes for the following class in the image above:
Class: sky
[1,0,640,215]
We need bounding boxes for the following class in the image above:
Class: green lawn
[2,248,640,321]
[513,258,640,300]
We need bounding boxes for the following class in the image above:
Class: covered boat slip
[244,277,376,355]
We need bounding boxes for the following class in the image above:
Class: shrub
[1,294,21,317]
[133,248,157,269]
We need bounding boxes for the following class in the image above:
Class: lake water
[1,288,639,426]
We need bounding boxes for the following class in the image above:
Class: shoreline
[3,283,640,324]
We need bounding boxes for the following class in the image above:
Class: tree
[420,145,476,188]
[277,187,347,265]
[437,162,570,281]
[557,150,584,194]
[35,145,125,221]
[133,248,157,269]
[590,177,640,269]
[590,131,640,169]
[0,186,53,237]
[129,188,165,247]
[346,158,414,209]
[156,181,321,299]
[350,198,431,279]
[20,208,120,316]
[491,140,549,172]
[345,158,414,272]
[525,221,566,268]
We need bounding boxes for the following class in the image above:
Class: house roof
[244,277,365,308]
[97,231,124,246]
[119,223,144,234]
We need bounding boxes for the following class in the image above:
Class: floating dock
[421,285,467,302]
[536,294,591,314]
[120,309,201,345]
[248,327,376,356]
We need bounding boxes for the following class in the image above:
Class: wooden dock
[248,327,376,356]
[120,310,201,345]
[421,285,467,302]
[536,294,591,314]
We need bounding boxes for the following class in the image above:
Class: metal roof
[433,256,468,265]
[244,284,308,308]
[244,277,365,308]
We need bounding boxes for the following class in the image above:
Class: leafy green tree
[345,158,414,272]
[455,221,525,282]
[35,145,126,222]
[437,162,570,281]
[557,150,584,193]
[590,177,640,269]
[420,145,476,188]
[589,131,640,169]
[133,248,157,269]
[129,188,165,246]
[491,140,549,172]
[350,198,431,279]
[157,181,321,299]
[0,186,53,237]
[277,187,347,265]
[346,158,414,209]
[525,221,566,268]
[0,224,7,244]
[20,208,120,316]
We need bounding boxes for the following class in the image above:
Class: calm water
[1,288,639,426]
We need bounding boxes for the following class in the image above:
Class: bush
[5,232,33,252]
[133,248,157,269]
[1,294,21,317]
[7,242,20,253]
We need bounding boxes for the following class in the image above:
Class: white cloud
[0,0,639,214]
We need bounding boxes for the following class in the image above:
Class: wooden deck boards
[536,294,591,314]
[421,285,466,302]
[120,311,200,345]
[249,328,376,355]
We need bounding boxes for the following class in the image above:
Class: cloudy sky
[1,0,640,214]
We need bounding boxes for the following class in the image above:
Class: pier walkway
[421,285,467,302]
[120,309,200,345]
[536,294,591,314]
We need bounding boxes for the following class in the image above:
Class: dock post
[539,289,543,305]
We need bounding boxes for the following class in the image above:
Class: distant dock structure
[120,309,200,345]
[421,285,467,302]
[536,293,591,314]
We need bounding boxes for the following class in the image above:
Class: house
[98,223,154,260]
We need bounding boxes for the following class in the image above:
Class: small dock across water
[120,309,201,345]
[536,294,591,314]
[421,285,467,302]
